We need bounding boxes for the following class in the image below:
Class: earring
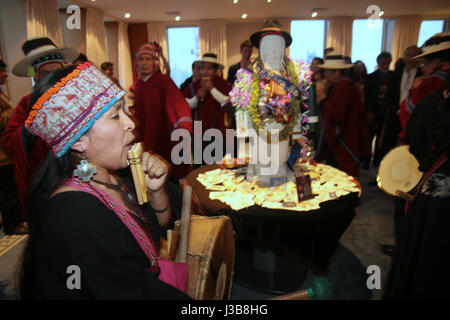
[74,160,97,182]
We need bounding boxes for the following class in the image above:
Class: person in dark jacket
[364,52,398,166]
[227,40,253,85]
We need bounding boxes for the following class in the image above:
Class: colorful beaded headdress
[25,62,126,158]
[135,43,160,60]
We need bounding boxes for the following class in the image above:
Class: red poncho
[317,78,371,177]
[182,76,232,136]
[398,71,447,139]
[133,73,193,179]
[2,93,50,215]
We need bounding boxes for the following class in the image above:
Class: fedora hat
[250,18,292,49]
[196,53,224,69]
[12,37,78,77]
[318,54,353,69]
[413,33,450,59]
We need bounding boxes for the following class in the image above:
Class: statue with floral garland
[229,19,312,186]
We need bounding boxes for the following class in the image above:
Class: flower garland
[247,57,301,142]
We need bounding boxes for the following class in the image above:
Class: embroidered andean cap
[135,42,161,60]
[25,62,126,157]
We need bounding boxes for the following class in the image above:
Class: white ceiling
[62,0,450,23]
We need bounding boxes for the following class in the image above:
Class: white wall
[0,0,32,105]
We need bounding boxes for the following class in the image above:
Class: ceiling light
[312,11,318,18]
[379,11,384,17]
[241,13,247,19]
[267,0,272,3]
[124,13,131,19]
[175,16,181,21]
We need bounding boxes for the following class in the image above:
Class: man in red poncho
[316,54,371,177]
[2,37,78,217]
[132,43,193,180]
[183,53,233,166]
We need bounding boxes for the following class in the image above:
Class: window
[351,19,384,73]
[290,20,326,63]
[417,20,445,47]
[167,27,200,88]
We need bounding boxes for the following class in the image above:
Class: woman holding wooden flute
[19,62,190,299]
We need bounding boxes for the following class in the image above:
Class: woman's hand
[142,152,172,227]
[142,152,169,193]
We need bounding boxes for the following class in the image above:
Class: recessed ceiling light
[175,16,181,21]
[312,11,318,18]
[379,11,384,17]
[124,13,131,19]
[241,13,247,19]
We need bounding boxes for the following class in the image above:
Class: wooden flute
[127,142,149,205]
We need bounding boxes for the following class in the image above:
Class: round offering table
[182,162,361,294]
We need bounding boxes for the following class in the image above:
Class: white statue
[229,19,312,187]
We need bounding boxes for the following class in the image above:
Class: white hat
[196,53,224,69]
[319,54,353,69]
[12,37,78,77]
[413,33,450,60]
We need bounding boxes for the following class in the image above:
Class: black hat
[250,18,292,49]
[12,37,78,77]
[413,33,450,59]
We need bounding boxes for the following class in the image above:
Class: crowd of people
[0,19,448,299]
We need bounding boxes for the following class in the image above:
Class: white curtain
[326,17,354,58]
[199,20,227,68]
[86,6,108,68]
[391,16,422,67]
[118,22,133,97]
[27,0,63,46]
[146,22,170,75]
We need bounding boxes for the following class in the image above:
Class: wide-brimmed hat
[413,33,450,59]
[318,54,354,69]
[12,37,78,77]
[196,53,224,69]
[250,18,292,49]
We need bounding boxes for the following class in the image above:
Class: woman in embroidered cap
[19,63,190,299]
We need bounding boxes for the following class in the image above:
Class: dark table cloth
[183,164,359,293]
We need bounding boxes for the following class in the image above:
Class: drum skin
[377,145,423,196]
[176,215,235,300]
